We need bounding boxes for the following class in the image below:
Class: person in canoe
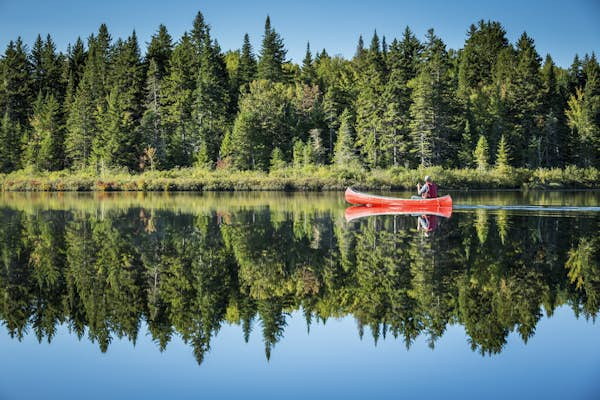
[413,176,438,199]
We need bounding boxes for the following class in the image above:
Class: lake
[0,191,599,400]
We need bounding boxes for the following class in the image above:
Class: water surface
[0,191,598,399]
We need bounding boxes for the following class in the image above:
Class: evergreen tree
[191,11,208,55]
[65,70,96,169]
[238,33,257,87]
[257,16,287,82]
[300,42,317,85]
[333,109,360,168]
[539,55,569,166]
[26,93,63,170]
[192,30,230,165]
[513,32,543,167]
[381,28,422,167]
[408,29,456,166]
[93,31,144,169]
[160,33,197,167]
[458,20,509,95]
[0,38,34,127]
[63,38,87,114]
[0,112,22,172]
[473,135,489,170]
[495,134,510,172]
[139,59,165,168]
[146,24,173,79]
[30,34,64,100]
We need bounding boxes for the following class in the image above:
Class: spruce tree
[0,112,22,172]
[26,93,63,170]
[458,20,509,96]
[0,38,34,127]
[65,70,96,169]
[300,42,317,85]
[63,37,87,114]
[495,134,510,171]
[513,32,543,167]
[333,109,359,169]
[146,24,173,79]
[160,33,196,167]
[192,29,230,166]
[473,135,489,170]
[238,33,257,87]
[257,16,287,82]
[408,29,455,166]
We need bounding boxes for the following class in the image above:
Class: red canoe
[345,205,453,221]
[345,187,453,209]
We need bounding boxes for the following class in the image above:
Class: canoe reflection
[345,205,453,222]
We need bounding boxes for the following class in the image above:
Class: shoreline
[1,166,598,192]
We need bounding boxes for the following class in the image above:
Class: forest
[0,193,598,363]
[0,11,599,182]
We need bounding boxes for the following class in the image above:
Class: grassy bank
[1,166,598,192]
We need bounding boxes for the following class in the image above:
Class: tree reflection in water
[0,195,598,364]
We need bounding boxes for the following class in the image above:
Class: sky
[0,0,599,68]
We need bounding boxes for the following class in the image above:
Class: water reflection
[0,193,598,364]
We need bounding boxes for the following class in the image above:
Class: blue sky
[0,0,598,67]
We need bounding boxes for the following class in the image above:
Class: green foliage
[257,16,287,82]
[495,134,510,172]
[269,147,286,171]
[0,12,599,175]
[474,135,489,170]
[0,191,598,360]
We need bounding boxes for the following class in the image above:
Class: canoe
[345,205,453,222]
[345,187,453,208]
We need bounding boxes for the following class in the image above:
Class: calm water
[0,191,599,400]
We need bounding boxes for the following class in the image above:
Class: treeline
[0,203,598,362]
[1,12,599,175]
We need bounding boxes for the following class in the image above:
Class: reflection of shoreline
[0,203,597,364]
[345,205,452,221]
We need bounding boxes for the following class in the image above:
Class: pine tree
[238,33,257,87]
[146,24,173,79]
[192,29,230,165]
[495,134,510,172]
[0,112,22,172]
[160,33,196,167]
[63,37,87,114]
[139,59,165,167]
[539,55,569,167]
[408,29,455,166]
[92,31,143,169]
[93,87,135,169]
[458,20,509,95]
[380,28,422,167]
[291,138,304,169]
[65,71,96,169]
[473,135,489,170]
[333,109,359,169]
[355,32,387,168]
[26,93,63,170]
[257,16,287,82]
[0,38,34,127]
[513,32,543,167]
[191,11,208,55]
[31,34,64,100]
[300,42,317,85]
